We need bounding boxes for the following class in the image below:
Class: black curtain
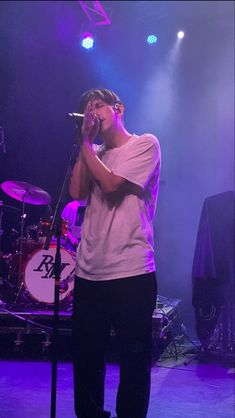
[192,191,235,351]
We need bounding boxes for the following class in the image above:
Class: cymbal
[1,181,51,206]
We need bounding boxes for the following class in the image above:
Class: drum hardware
[59,265,75,294]
[0,180,52,304]
[11,227,20,237]
[0,126,6,154]
[0,201,3,257]
[0,201,20,256]
[0,202,21,299]
[39,218,53,237]
[38,218,68,242]
[0,253,15,285]
[24,218,69,248]
[14,199,27,302]
[26,223,39,242]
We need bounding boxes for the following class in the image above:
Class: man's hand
[81,101,100,143]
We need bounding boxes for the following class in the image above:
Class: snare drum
[24,245,75,304]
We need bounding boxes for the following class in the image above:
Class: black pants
[72,272,157,418]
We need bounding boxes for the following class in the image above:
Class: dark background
[0,1,234,335]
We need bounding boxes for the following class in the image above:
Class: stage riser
[0,304,180,360]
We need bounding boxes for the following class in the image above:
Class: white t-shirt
[75,133,161,281]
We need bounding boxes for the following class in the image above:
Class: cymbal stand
[14,193,27,304]
[0,202,4,287]
[0,201,4,257]
[0,126,6,154]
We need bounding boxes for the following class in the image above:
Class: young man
[70,88,161,418]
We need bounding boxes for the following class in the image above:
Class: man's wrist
[81,138,93,151]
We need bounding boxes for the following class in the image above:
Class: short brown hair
[78,88,122,113]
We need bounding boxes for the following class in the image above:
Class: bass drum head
[24,245,75,304]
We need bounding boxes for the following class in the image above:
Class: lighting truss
[78,1,111,26]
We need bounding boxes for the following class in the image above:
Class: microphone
[67,113,84,120]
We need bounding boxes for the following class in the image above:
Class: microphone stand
[44,126,81,418]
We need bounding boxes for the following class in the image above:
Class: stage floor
[0,355,234,418]
[0,299,234,418]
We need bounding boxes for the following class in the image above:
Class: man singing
[70,88,161,418]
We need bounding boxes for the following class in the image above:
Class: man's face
[88,98,119,134]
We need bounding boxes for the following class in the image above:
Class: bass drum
[24,245,75,305]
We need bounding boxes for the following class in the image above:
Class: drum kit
[0,180,75,308]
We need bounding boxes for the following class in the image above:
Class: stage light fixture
[177,31,185,39]
[81,32,95,50]
[147,35,158,45]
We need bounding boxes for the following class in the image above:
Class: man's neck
[102,126,132,149]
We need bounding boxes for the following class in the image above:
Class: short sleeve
[113,134,161,189]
